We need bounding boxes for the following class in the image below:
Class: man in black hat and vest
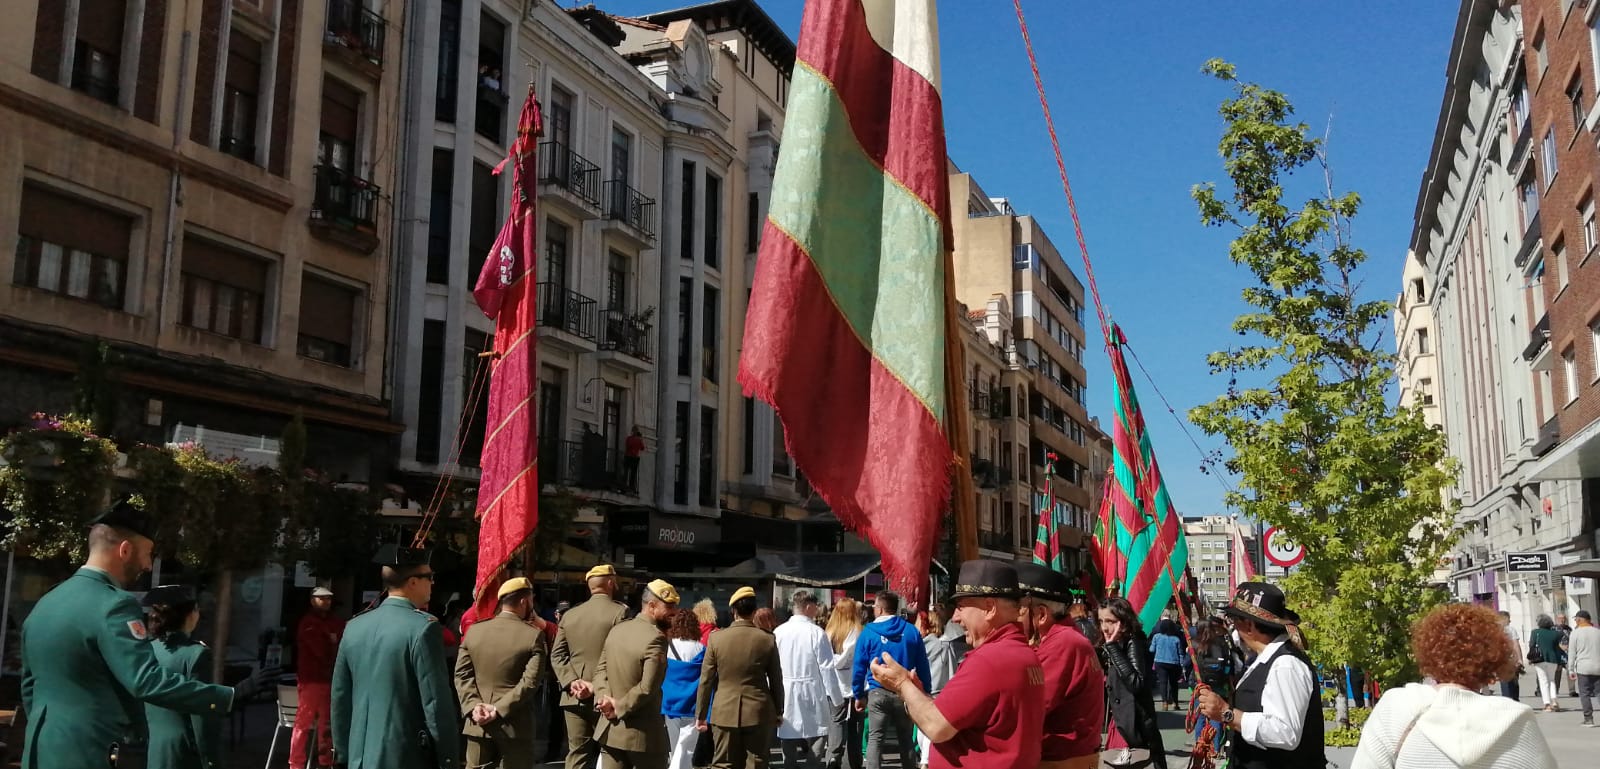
[869,560,1046,769]
[1196,582,1325,769]
[1015,563,1103,769]
[331,544,460,769]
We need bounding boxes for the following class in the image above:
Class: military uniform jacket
[331,596,461,769]
[550,594,627,708]
[695,619,784,728]
[145,633,223,769]
[19,567,233,769]
[593,614,669,752]
[454,611,548,741]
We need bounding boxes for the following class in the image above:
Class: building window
[1412,278,1425,302]
[699,407,717,507]
[1584,198,1597,258]
[747,192,761,253]
[1536,33,1549,78]
[427,150,454,285]
[435,0,460,123]
[180,236,269,343]
[679,162,696,261]
[1416,328,1430,355]
[1512,74,1531,138]
[416,320,446,463]
[1558,243,1570,291]
[547,86,573,148]
[1520,174,1541,230]
[607,251,630,312]
[705,174,722,269]
[742,396,756,474]
[221,31,262,161]
[1542,128,1558,188]
[474,12,507,143]
[1564,347,1580,403]
[297,272,359,367]
[702,285,719,382]
[611,125,632,184]
[318,77,361,174]
[677,278,693,376]
[773,413,791,476]
[13,184,131,309]
[1418,377,1434,406]
[468,161,499,283]
[545,219,569,291]
[1570,77,1586,130]
[673,402,689,505]
[72,0,125,105]
[1591,319,1600,383]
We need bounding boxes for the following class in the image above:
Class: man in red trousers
[292,586,346,768]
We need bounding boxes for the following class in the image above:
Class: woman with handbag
[1529,615,1567,712]
[1351,604,1555,768]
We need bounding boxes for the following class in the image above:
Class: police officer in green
[19,501,235,769]
[331,545,460,769]
[142,584,223,769]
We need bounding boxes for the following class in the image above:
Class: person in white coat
[776,590,842,769]
[825,598,864,769]
[1352,604,1556,769]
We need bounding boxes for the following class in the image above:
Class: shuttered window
[221,31,262,160]
[296,272,358,366]
[14,184,132,309]
[180,236,269,343]
[318,77,361,171]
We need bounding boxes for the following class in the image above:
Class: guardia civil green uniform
[20,507,234,769]
[142,585,223,769]
[331,548,460,769]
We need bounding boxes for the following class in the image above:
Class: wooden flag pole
[943,248,980,565]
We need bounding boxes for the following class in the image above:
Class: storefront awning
[1554,559,1600,579]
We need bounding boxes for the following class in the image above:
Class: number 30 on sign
[1264,527,1306,568]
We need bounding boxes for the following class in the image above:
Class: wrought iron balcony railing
[538,141,601,208]
[604,180,657,238]
[311,165,379,230]
[536,282,597,341]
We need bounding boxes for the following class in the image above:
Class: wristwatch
[1222,708,1236,728]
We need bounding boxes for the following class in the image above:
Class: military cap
[646,579,680,605]
[1223,581,1289,629]
[951,559,1022,600]
[585,564,617,580]
[372,543,432,567]
[729,586,757,606]
[92,498,154,540]
[1014,562,1072,603]
[142,584,197,608]
[497,577,533,600]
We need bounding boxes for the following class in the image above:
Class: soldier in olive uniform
[594,579,680,769]
[696,586,785,769]
[142,585,223,769]
[551,564,628,769]
[331,546,460,769]
[20,502,235,769]
[455,577,549,769]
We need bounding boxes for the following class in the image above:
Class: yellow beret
[729,586,756,606]
[585,564,617,580]
[496,577,532,600]
[647,579,680,605]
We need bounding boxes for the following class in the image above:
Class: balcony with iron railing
[1523,313,1550,362]
[1515,211,1542,270]
[971,456,998,489]
[604,180,657,240]
[978,529,1014,552]
[1533,416,1560,457]
[539,437,646,495]
[325,0,386,66]
[536,282,598,343]
[538,141,602,209]
[598,308,654,368]
[309,165,380,252]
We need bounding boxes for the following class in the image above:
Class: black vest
[1230,640,1326,769]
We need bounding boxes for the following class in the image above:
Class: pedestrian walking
[663,607,707,769]
[330,545,460,769]
[142,585,223,769]
[1015,562,1103,769]
[695,598,721,646]
[1528,615,1567,712]
[455,577,549,769]
[867,560,1046,769]
[1496,611,1522,701]
[824,597,864,769]
[696,586,784,769]
[755,607,780,633]
[1555,614,1573,698]
[913,609,956,768]
[594,579,679,769]
[1350,603,1556,768]
[1149,618,1186,711]
[1195,582,1323,769]
[19,501,235,769]
[552,564,629,769]
[776,591,841,769]
[1098,597,1166,769]
[1566,610,1600,726]
[851,591,929,769]
[293,586,345,769]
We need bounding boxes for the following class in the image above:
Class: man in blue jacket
[851,591,929,769]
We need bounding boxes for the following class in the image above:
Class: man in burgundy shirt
[869,560,1045,769]
[292,586,346,768]
[1016,563,1104,769]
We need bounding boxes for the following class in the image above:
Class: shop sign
[1506,552,1550,573]
[648,514,719,552]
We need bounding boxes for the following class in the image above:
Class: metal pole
[0,549,13,673]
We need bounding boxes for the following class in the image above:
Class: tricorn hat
[92,498,154,540]
[372,543,432,568]
[1222,581,1290,629]
[951,559,1022,600]
[1014,562,1072,603]
[142,584,196,608]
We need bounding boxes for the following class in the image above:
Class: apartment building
[1183,516,1258,608]
[2,0,403,652]
[1396,250,1443,426]
[960,295,1037,562]
[951,169,1096,573]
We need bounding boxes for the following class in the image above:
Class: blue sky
[600,0,1458,519]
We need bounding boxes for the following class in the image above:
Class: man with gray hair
[775,590,840,769]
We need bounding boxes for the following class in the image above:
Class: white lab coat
[775,614,842,739]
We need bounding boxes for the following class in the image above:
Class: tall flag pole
[738,0,956,599]
[1093,324,1190,633]
[465,85,544,628]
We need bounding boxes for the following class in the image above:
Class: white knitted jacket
[1350,683,1556,769]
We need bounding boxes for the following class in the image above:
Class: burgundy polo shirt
[930,623,1046,769]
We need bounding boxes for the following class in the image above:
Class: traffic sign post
[1264,527,1306,568]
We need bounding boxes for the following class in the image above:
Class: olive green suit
[696,619,784,769]
[550,593,627,769]
[593,614,669,769]
[145,633,223,769]
[20,567,234,769]
[454,611,548,769]
[331,596,461,769]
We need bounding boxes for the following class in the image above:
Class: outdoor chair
[263,683,298,769]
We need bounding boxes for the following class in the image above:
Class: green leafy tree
[1188,60,1458,687]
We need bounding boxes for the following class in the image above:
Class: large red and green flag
[738,0,953,596]
[466,86,543,628]
[1090,324,1190,633]
[1033,454,1065,571]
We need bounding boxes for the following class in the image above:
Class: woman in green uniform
[142,585,223,769]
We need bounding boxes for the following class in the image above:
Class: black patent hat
[92,498,154,540]
[1014,562,1072,603]
[951,559,1022,600]
[142,584,197,607]
[1222,581,1290,629]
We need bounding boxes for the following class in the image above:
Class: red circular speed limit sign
[1264,527,1305,568]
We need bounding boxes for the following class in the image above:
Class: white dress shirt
[1237,637,1316,751]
